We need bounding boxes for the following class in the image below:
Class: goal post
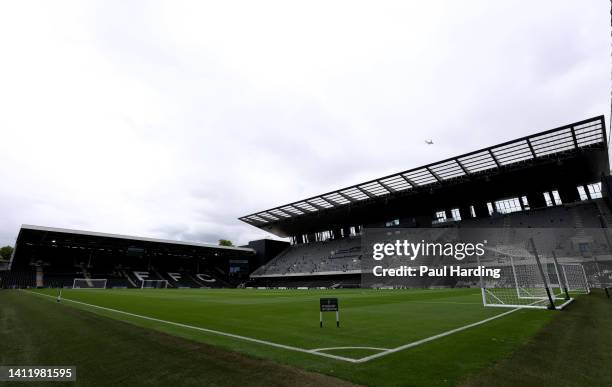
[72,278,107,289]
[141,279,168,289]
[479,238,573,310]
[546,251,570,301]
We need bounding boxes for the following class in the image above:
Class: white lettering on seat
[133,271,149,282]
[168,272,181,281]
[197,273,216,283]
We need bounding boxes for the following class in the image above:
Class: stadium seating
[247,200,612,288]
[0,252,234,289]
[460,201,605,229]
[246,274,361,288]
[0,270,36,288]
[4,199,608,290]
[250,235,362,278]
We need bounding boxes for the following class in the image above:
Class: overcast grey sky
[0,1,609,247]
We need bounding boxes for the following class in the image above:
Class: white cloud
[0,0,608,246]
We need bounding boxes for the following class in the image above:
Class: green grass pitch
[2,288,612,386]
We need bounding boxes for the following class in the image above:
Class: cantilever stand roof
[240,116,608,236]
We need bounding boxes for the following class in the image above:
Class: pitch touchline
[24,290,519,364]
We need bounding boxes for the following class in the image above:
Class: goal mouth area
[140,280,169,289]
[482,288,574,310]
[72,278,108,289]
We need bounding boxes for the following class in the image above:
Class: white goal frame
[72,278,107,289]
[510,258,565,301]
[141,279,168,289]
[560,263,590,294]
[479,242,573,310]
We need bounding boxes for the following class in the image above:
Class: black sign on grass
[320,298,339,327]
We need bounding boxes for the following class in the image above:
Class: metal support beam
[337,191,356,203]
[425,167,442,182]
[306,201,326,211]
[356,186,376,199]
[322,197,343,207]
[377,180,397,193]
[526,139,537,158]
[399,174,415,187]
[570,127,579,149]
[456,159,469,175]
[271,209,292,218]
[488,150,501,168]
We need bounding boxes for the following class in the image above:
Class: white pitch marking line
[352,307,522,363]
[23,290,359,363]
[311,346,389,353]
[407,301,482,305]
[23,290,521,364]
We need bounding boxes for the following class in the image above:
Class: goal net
[479,240,572,310]
[73,278,107,289]
[141,279,168,289]
[560,263,590,294]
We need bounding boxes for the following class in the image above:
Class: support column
[342,227,351,238]
[415,215,432,227]
[459,206,472,220]
[474,202,490,218]
[527,191,546,209]
[333,228,342,239]
[558,184,579,204]
[444,209,453,221]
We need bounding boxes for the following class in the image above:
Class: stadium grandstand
[2,116,611,291]
[0,225,256,289]
[241,116,612,289]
